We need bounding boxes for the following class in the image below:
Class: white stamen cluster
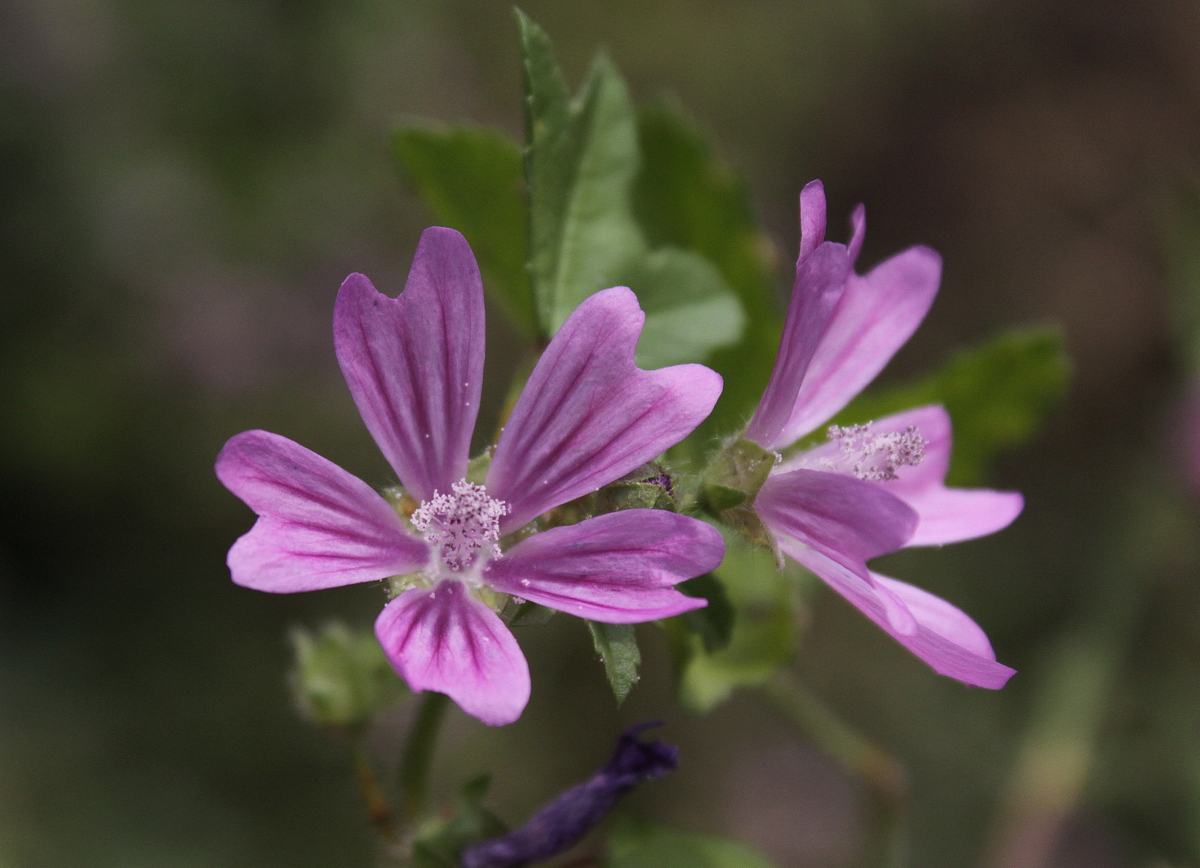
[825,423,926,482]
[411,480,509,572]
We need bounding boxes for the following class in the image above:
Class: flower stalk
[399,690,452,822]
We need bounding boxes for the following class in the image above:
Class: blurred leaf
[412,775,507,868]
[669,537,799,713]
[618,247,744,368]
[607,818,777,868]
[518,11,643,334]
[288,622,404,732]
[393,123,536,336]
[677,573,734,653]
[828,327,1070,485]
[587,621,641,705]
[633,99,782,437]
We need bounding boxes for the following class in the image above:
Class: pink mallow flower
[742,181,1022,689]
[216,227,724,725]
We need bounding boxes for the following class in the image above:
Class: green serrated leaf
[519,12,644,334]
[607,818,778,868]
[587,621,641,705]
[633,99,782,437]
[392,123,536,336]
[670,537,799,714]
[677,573,735,653]
[826,327,1071,485]
[618,247,744,368]
[517,16,746,362]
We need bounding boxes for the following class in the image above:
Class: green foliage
[587,621,642,705]
[677,573,735,654]
[607,818,778,868]
[288,622,404,732]
[701,436,778,548]
[411,776,507,868]
[617,247,744,369]
[827,327,1071,485]
[634,99,783,438]
[392,123,536,336]
[516,10,744,364]
[519,10,643,334]
[669,538,801,713]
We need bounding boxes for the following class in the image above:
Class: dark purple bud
[459,723,678,868]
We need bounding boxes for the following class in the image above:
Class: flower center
[411,480,510,573]
[823,423,926,482]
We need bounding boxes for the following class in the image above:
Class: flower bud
[288,622,405,732]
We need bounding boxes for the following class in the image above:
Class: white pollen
[412,480,510,572]
[824,423,927,482]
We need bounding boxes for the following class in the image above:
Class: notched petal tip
[799,180,827,260]
[488,287,722,530]
[333,228,485,502]
[216,429,427,593]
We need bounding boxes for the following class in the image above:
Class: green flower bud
[288,622,405,733]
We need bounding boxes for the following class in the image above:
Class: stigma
[824,423,926,482]
[411,480,510,573]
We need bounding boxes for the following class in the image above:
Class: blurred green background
[3,1,1200,866]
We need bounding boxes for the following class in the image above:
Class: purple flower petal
[333,227,485,503]
[777,245,941,445]
[901,487,1024,547]
[798,179,827,261]
[744,243,849,450]
[754,469,918,581]
[847,203,866,265]
[486,287,722,532]
[484,510,723,623]
[807,405,1024,546]
[215,430,428,592]
[779,543,1013,686]
[375,580,531,726]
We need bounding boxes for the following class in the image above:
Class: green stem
[760,673,908,868]
[398,690,451,821]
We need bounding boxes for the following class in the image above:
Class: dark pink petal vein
[485,510,723,623]
[334,227,485,503]
[375,580,531,726]
[487,287,722,532]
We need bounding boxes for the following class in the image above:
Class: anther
[411,480,510,572]
[824,423,926,482]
